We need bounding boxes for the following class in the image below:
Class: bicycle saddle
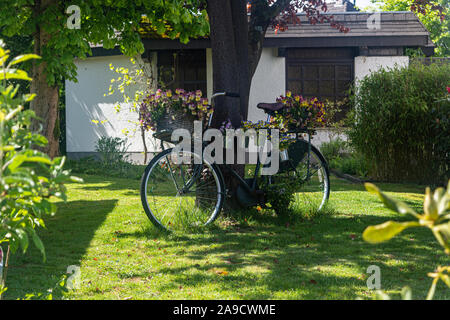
[256,102,284,113]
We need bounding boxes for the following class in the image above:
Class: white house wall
[248,48,286,123]
[354,56,409,82]
[66,54,157,162]
[66,51,411,162]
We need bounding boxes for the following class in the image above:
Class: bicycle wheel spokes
[141,149,223,231]
[291,149,329,213]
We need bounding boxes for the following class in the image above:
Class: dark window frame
[156,49,207,94]
[286,59,354,101]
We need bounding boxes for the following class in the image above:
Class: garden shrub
[95,136,130,167]
[348,62,450,184]
[320,138,369,178]
[319,138,349,161]
[67,137,145,180]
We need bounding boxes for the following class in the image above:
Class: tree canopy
[0,0,210,156]
[0,0,210,86]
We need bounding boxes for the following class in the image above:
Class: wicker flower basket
[155,108,196,133]
[140,89,210,139]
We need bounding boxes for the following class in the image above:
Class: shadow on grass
[4,199,118,300]
[5,173,443,299]
[120,211,446,299]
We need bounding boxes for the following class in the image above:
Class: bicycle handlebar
[207,92,239,127]
[211,92,240,100]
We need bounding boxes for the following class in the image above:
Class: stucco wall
[66,52,411,160]
[66,55,157,160]
[354,56,409,82]
[248,48,286,123]
[66,48,285,159]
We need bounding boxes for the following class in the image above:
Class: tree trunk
[207,0,248,211]
[207,0,288,125]
[230,0,250,121]
[30,0,60,158]
[206,0,292,211]
[207,0,241,128]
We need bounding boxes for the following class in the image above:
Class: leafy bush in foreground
[363,181,450,299]
[0,40,80,295]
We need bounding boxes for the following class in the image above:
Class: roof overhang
[91,11,434,56]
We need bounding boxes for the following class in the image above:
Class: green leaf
[0,69,32,81]
[70,176,84,183]
[365,183,419,218]
[23,93,36,102]
[8,54,41,66]
[7,154,27,171]
[363,220,420,243]
[441,272,450,287]
[3,175,35,186]
[30,228,46,262]
[432,222,450,254]
[25,156,52,165]
[375,290,391,300]
[401,286,412,300]
[15,228,29,253]
[2,145,17,152]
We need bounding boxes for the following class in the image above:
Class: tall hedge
[349,62,450,184]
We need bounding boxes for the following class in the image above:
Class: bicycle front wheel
[140,148,225,231]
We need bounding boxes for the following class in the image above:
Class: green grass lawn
[3,174,449,300]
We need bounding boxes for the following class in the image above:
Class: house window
[286,48,355,120]
[157,49,207,94]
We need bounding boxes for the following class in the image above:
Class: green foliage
[265,181,297,216]
[320,138,369,178]
[94,136,142,179]
[348,62,450,184]
[374,0,449,56]
[320,138,348,161]
[329,155,369,178]
[95,136,130,168]
[106,58,155,114]
[362,181,450,299]
[0,1,210,87]
[0,40,81,263]
[66,136,145,181]
[66,157,144,181]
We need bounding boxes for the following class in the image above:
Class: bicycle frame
[158,91,314,196]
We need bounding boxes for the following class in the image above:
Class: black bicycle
[140,92,330,231]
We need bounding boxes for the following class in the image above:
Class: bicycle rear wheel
[140,148,225,231]
[270,140,330,214]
